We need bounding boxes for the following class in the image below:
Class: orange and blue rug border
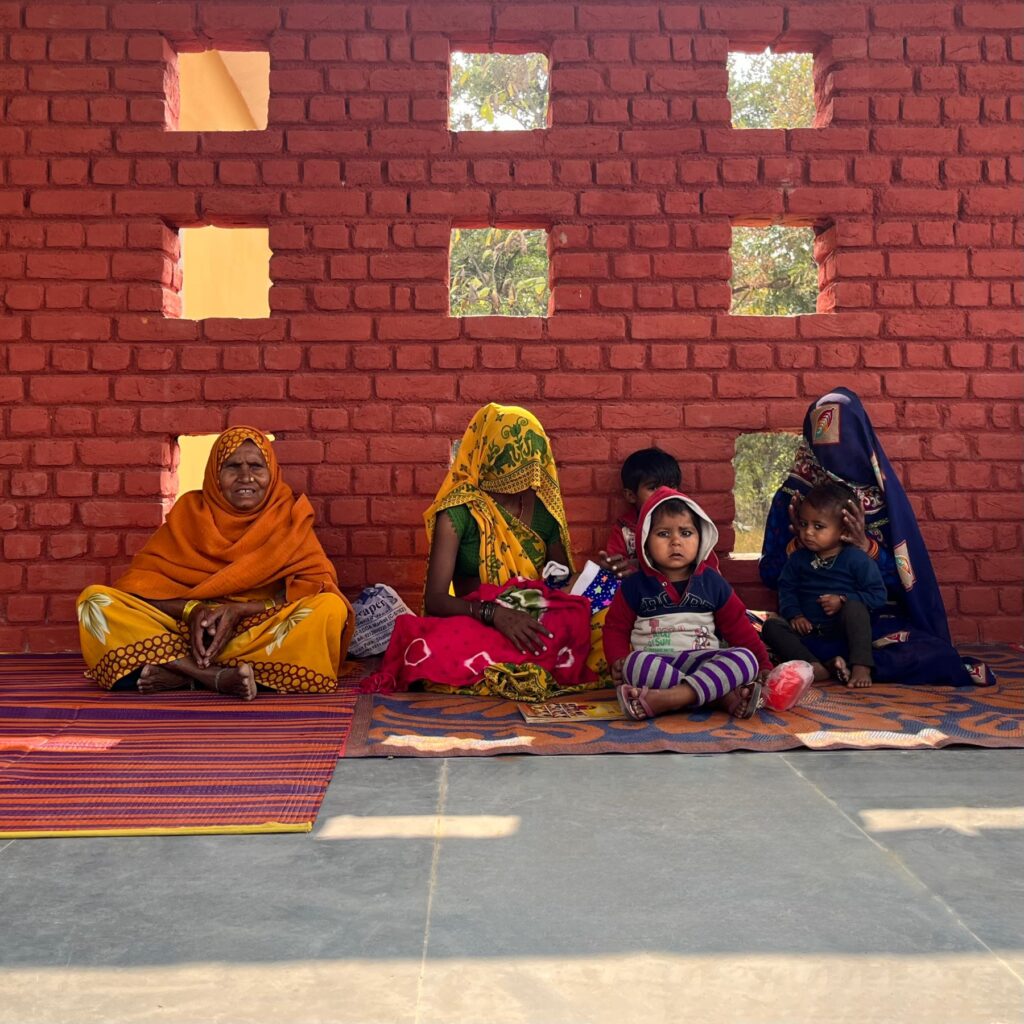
[345,644,1024,758]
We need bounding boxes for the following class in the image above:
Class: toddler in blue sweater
[762,481,886,688]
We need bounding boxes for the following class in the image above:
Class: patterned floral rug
[343,644,1024,758]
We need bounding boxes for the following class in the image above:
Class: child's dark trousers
[763,599,875,668]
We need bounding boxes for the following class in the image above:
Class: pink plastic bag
[763,660,814,712]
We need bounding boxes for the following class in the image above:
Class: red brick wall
[1,0,1021,651]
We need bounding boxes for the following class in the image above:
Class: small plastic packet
[763,660,814,712]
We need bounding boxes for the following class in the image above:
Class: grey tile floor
[2,749,1022,1024]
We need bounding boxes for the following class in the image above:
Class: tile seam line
[779,751,1024,990]
[414,757,449,1024]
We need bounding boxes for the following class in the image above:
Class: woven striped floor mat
[0,655,362,838]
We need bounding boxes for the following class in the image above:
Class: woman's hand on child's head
[818,594,844,616]
[611,658,625,684]
[492,606,554,657]
[840,500,870,552]
[597,551,636,579]
[790,615,814,636]
[787,496,802,538]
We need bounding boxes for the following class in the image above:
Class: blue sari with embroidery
[759,388,987,686]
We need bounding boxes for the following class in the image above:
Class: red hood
[636,486,721,585]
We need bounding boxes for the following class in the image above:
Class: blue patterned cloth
[570,561,620,614]
[759,388,983,686]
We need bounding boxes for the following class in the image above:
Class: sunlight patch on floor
[2,954,1021,1024]
[860,806,1024,836]
[316,814,520,840]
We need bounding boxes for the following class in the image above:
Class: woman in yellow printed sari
[77,427,353,700]
[377,402,607,700]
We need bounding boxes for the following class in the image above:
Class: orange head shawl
[116,427,342,603]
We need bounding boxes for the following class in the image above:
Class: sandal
[617,683,655,721]
[736,680,763,719]
[827,657,851,685]
[714,680,763,719]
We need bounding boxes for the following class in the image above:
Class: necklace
[811,552,840,570]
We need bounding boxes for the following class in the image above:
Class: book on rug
[518,699,625,723]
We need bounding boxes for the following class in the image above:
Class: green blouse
[445,501,561,580]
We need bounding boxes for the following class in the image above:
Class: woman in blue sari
[760,388,991,686]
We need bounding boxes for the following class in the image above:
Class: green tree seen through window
[450,52,548,131]
[450,228,549,317]
[732,432,803,556]
[728,52,819,316]
[728,50,816,130]
[730,226,818,316]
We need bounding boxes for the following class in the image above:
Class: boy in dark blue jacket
[763,481,887,688]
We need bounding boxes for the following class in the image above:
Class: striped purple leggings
[622,648,760,707]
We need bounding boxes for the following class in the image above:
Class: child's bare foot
[827,657,851,685]
[848,665,872,689]
[138,664,189,694]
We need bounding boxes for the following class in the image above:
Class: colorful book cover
[519,699,624,723]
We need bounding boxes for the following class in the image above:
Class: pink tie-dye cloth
[363,579,594,694]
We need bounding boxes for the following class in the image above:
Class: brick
[973,373,1024,400]
[26,253,108,280]
[962,3,1024,28]
[200,3,281,34]
[110,2,194,31]
[873,128,959,154]
[546,315,625,341]
[963,188,1024,216]
[786,187,872,215]
[702,189,783,217]
[889,252,969,278]
[797,314,882,339]
[630,314,713,340]
[464,319,544,341]
[968,311,1024,338]
[964,65,1023,92]
[377,317,461,341]
[873,3,953,28]
[370,254,447,280]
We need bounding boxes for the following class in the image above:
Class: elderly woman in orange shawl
[76,427,353,700]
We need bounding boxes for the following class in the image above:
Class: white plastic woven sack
[349,584,413,658]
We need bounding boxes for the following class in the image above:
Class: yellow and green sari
[423,403,609,693]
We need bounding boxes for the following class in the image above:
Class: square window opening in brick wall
[175,50,269,131]
[730,225,818,316]
[450,51,549,131]
[450,227,550,316]
[175,433,275,502]
[728,50,816,130]
[178,226,271,319]
[732,432,802,558]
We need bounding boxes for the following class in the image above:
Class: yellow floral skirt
[76,586,348,694]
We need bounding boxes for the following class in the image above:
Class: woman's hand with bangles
[194,603,246,667]
[491,606,554,657]
[840,499,871,552]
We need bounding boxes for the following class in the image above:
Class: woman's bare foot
[202,663,257,701]
[848,665,873,689]
[138,664,190,694]
[827,657,851,685]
